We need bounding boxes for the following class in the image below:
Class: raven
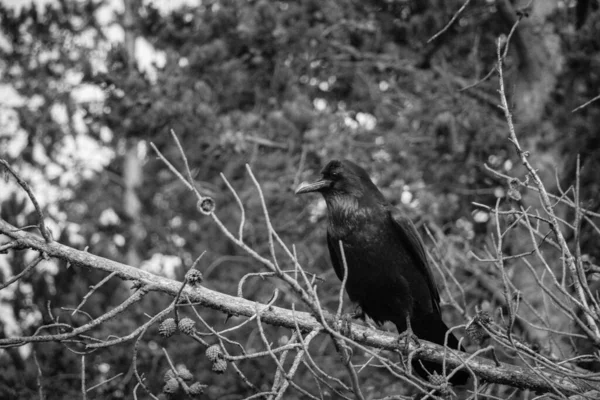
[296,159,468,385]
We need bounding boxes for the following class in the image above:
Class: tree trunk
[122,0,143,267]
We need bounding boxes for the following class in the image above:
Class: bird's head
[295,160,383,203]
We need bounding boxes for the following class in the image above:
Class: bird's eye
[330,171,340,178]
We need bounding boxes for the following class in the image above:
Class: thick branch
[0,218,595,395]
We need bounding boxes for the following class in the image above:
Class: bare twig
[245,135,288,150]
[336,240,349,321]
[0,159,52,242]
[131,326,159,400]
[461,13,522,91]
[428,0,472,43]
[0,285,150,348]
[0,255,44,290]
[81,355,87,400]
[87,298,174,349]
[246,164,282,273]
[220,173,246,241]
[33,351,46,400]
[86,373,124,393]
[331,335,366,400]
[496,36,600,339]
[72,271,118,316]
[293,145,308,190]
[572,93,600,112]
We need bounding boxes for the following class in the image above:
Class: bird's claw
[349,305,365,320]
[334,312,355,338]
[335,306,365,337]
[397,315,420,353]
[397,328,420,353]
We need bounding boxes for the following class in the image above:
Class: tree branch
[0,217,595,396]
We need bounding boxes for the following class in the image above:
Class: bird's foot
[396,315,420,352]
[341,313,353,338]
[336,312,357,338]
[349,304,365,320]
[335,305,365,338]
[397,327,420,354]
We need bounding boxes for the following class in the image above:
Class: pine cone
[475,310,492,325]
[188,382,206,396]
[212,359,227,374]
[163,378,179,394]
[467,310,492,345]
[466,323,486,345]
[428,371,446,386]
[178,317,196,335]
[177,366,194,381]
[185,269,204,285]
[159,318,177,338]
[164,369,176,382]
[205,344,222,362]
[428,372,451,396]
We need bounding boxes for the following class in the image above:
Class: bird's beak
[295,178,332,194]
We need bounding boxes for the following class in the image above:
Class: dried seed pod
[428,371,446,386]
[159,318,177,338]
[178,317,196,335]
[177,366,193,381]
[205,344,222,362]
[211,359,227,374]
[188,382,207,396]
[163,378,179,394]
[185,269,204,285]
[164,369,176,382]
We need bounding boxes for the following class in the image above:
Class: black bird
[296,159,468,385]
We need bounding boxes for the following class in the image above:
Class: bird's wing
[389,207,441,313]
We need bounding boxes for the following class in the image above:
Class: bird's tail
[395,313,470,386]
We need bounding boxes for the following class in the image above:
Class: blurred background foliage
[0,0,599,398]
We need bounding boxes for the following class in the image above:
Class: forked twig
[1,159,52,242]
[428,0,472,43]
[496,36,600,339]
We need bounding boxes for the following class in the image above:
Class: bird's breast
[326,198,384,240]
[329,213,370,242]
